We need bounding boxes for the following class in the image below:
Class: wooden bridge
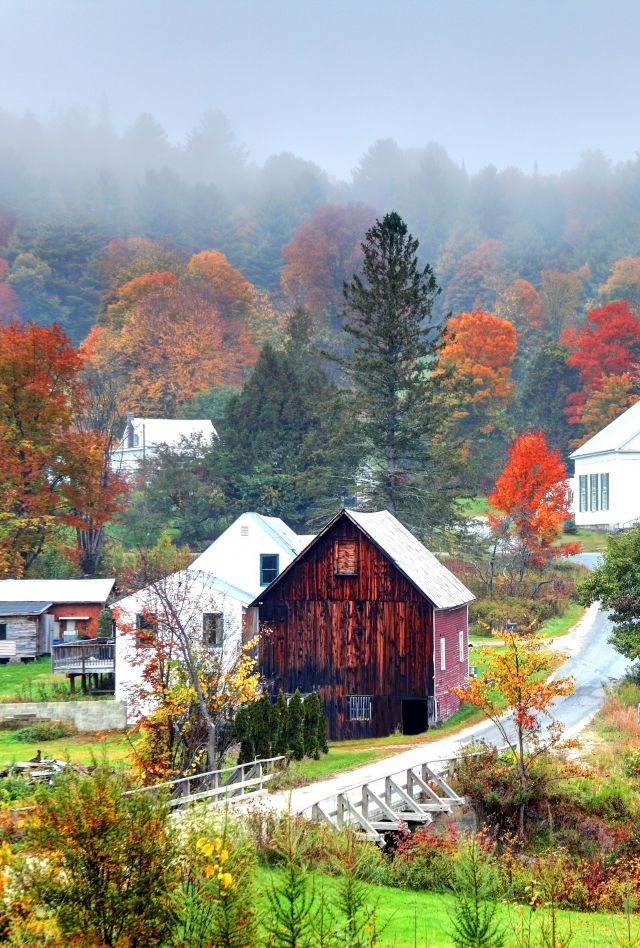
[305,759,465,841]
[125,755,286,810]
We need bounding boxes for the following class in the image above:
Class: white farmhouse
[190,511,314,598]
[114,512,314,717]
[571,399,640,529]
[110,415,216,472]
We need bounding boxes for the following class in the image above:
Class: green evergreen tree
[314,692,329,756]
[252,694,276,760]
[286,690,305,761]
[302,693,320,759]
[233,705,256,765]
[273,690,290,757]
[263,816,317,948]
[517,343,581,462]
[448,839,505,948]
[340,211,464,540]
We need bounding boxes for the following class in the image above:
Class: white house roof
[246,513,310,557]
[115,569,253,610]
[0,579,115,604]
[344,509,475,610]
[116,418,216,452]
[571,399,640,458]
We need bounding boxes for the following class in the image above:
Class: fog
[3,0,640,178]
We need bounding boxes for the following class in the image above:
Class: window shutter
[335,540,358,576]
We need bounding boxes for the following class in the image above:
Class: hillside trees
[437,310,516,486]
[340,211,464,538]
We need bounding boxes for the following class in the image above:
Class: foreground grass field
[259,867,640,946]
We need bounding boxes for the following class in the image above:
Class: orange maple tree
[439,310,516,412]
[452,627,575,836]
[488,431,579,576]
[496,278,545,349]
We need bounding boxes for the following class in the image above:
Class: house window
[203,612,224,648]
[458,630,465,663]
[600,473,609,511]
[335,539,358,576]
[589,473,600,512]
[348,695,372,721]
[0,624,6,641]
[135,613,157,648]
[440,636,446,671]
[260,553,279,586]
[579,475,588,512]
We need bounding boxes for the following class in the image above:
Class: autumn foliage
[488,431,578,572]
[440,310,516,413]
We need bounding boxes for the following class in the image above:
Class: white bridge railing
[126,755,286,809]
[307,759,465,841]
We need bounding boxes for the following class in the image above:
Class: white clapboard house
[114,512,314,717]
[571,399,640,530]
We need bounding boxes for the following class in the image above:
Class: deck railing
[51,638,115,675]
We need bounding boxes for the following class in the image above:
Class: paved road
[270,552,627,814]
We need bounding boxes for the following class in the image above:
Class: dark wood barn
[251,509,475,740]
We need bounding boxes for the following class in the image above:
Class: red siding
[433,605,468,720]
[49,603,104,641]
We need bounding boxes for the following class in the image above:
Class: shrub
[388,822,460,892]
[9,719,77,742]
[24,766,178,946]
[0,773,32,804]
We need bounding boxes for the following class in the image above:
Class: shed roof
[252,508,475,610]
[571,399,640,458]
[0,579,115,604]
[0,601,53,617]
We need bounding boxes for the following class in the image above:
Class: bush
[9,719,77,742]
[388,822,460,892]
[22,766,178,946]
[0,773,32,804]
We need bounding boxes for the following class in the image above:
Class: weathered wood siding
[3,617,38,658]
[258,516,434,739]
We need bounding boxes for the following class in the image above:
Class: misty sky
[3,0,640,179]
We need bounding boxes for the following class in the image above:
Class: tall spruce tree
[341,211,463,538]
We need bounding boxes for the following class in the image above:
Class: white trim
[440,636,446,671]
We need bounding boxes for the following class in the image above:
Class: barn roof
[0,579,115,604]
[344,509,475,609]
[0,601,53,617]
[251,508,475,610]
[570,398,640,458]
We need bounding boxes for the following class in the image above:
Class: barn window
[203,612,224,648]
[348,695,372,721]
[0,624,5,641]
[335,540,358,576]
[260,553,279,585]
[440,636,446,671]
[458,630,465,663]
[135,613,157,648]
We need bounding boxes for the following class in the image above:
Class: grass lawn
[258,867,636,946]
[0,729,135,767]
[456,496,495,518]
[556,526,609,552]
[0,657,63,702]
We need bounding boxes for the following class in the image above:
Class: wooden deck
[51,639,115,676]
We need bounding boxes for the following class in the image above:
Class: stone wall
[0,700,127,732]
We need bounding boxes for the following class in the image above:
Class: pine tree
[315,693,329,756]
[448,839,505,948]
[232,705,255,765]
[286,690,305,761]
[273,690,290,757]
[302,693,320,759]
[340,211,463,540]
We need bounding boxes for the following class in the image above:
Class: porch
[51,639,115,695]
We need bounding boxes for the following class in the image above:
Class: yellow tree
[452,628,574,837]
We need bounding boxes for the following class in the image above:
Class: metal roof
[251,508,475,610]
[344,510,475,609]
[571,398,640,458]
[0,601,53,617]
[0,579,115,604]
[115,418,216,453]
[247,513,310,557]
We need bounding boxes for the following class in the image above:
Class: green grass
[556,526,609,552]
[0,657,62,701]
[456,496,495,518]
[0,728,135,766]
[538,601,585,638]
[258,867,639,946]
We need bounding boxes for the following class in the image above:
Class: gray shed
[0,602,54,661]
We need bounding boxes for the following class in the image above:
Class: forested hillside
[2,107,640,574]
